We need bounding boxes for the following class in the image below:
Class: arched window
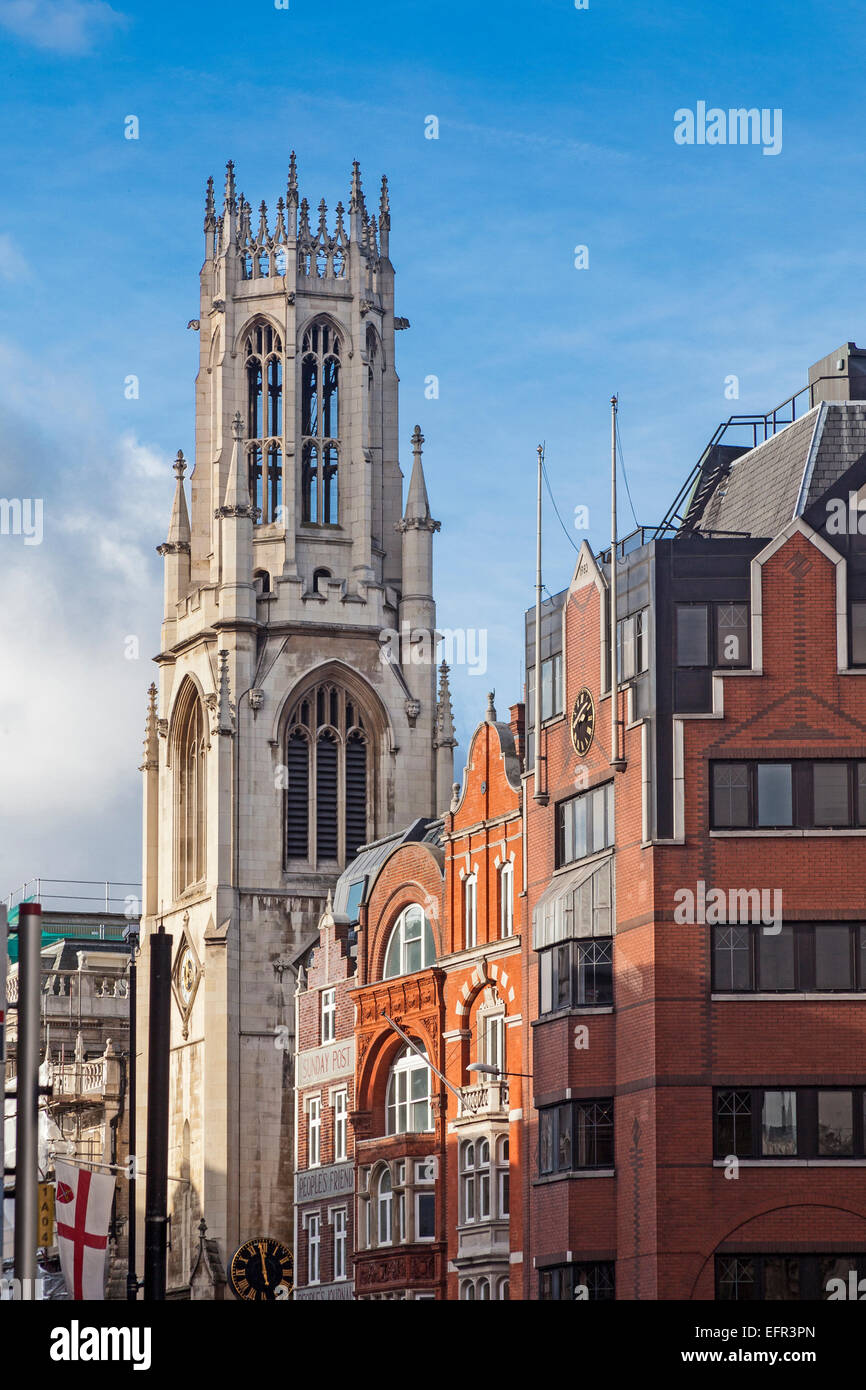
[284,679,372,869]
[478,1277,491,1300]
[301,321,340,525]
[460,1280,475,1301]
[174,686,207,894]
[243,321,283,524]
[376,1169,392,1246]
[383,904,436,979]
[312,567,331,596]
[497,1135,510,1218]
[499,860,514,938]
[386,1045,433,1135]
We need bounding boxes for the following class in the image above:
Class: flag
[55,1162,114,1301]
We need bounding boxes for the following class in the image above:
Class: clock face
[229,1237,294,1302]
[179,951,196,1005]
[571,688,595,756]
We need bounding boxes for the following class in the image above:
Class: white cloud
[0,0,125,55]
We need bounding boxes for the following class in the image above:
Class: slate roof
[694,402,866,539]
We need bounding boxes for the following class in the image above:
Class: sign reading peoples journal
[297,1037,354,1087]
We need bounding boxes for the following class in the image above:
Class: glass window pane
[716,603,749,666]
[764,1257,800,1300]
[713,926,752,992]
[761,1090,797,1156]
[851,603,866,665]
[717,1256,756,1301]
[813,763,850,827]
[758,926,796,990]
[820,1256,859,1300]
[417,1193,435,1239]
[713,764,750,827]
[540,951,553,1014]
[573,798,587,859]
[677,605,709,666]
[815,926,853,991]
[818,1091,854,1156]
[539,1110,554,1174]
[557,1104,572,1171]
[717,1090,752,1157]
[757,763,793,827]
[591,787,607,852]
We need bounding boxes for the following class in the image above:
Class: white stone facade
[135,156,455,1297]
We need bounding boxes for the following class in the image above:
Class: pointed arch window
[284,680,372,869]
[301,321,341,525]
[243,321,283,525]
[175,687,207,894]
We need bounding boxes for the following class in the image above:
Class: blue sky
[0,0,864,894]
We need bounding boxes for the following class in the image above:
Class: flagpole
[14,902,41,1298]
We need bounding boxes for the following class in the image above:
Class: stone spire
[222,159,238,248]
[287,150,298,211]
[350,160,366,240]
[166,451,191,546]
[140,682,158,772]
[217,649,234,735]
[157,451,191,632]
[378,175,390,259]
[204,176,215,232]
[435,661,458,816]
[216,414,254,624]
[221,412,251,515]
[402,426,436,527]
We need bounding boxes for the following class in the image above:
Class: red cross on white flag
[55,1161,115,1301]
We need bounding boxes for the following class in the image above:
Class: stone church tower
[135,155,455,1297]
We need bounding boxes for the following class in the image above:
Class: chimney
[509,701,526,768]
[808,343,866,405]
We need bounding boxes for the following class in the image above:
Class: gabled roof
[695,402,866,539]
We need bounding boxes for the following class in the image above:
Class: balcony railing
[460,1080,509,1116]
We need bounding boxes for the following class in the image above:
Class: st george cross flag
[55,1162,114,1300]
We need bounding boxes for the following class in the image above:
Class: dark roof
[331,817,443,920]
[695,402,866,539]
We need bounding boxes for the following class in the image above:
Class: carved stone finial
[140,682,159,772]
[486,691,497,723]
[451,781,461,812]
[231,411,242,442]
[173,450,186,482]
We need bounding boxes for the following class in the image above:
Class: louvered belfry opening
[284,681,372,868]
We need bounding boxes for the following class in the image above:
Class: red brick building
[293,699,526,1299]
[293,898,357,1300]
[524,347,866,1300]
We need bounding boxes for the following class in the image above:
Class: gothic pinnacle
[140,682,158,772]
[224,159,237,211]
[379,174,390,227]
[166,450,190,547]
[173,449,186,481]
[317,197,328,236]
[287,150,298,206]
[350,159,364,213]
[257,200,269,242]
[204,175,215,231]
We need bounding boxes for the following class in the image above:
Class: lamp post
[124,919,140,1301]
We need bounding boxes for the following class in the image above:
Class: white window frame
[500,859,514,938]
[307,1212,321,1285]
[415,1189,436,1242]
[484,1014,505,1075]
[321,987,336,1043]
[308,1094,321,1168]
[333,1087,348,1162]
[377,1168,393,1246]
[332,1206,347,1281]
[464,872,477,949]
[386,1046,433,1135]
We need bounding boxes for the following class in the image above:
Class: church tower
[136,155,455,1296]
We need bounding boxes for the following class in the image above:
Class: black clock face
[571,688,595,755]
[229,1237,294,1302]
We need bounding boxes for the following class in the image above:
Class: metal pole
[533,444,548,805]
[610,396,623,770]
[144,925,172,1301]
[126,928,138,1300]
[14,901,41,1298]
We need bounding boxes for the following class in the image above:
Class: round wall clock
[570,687,595,755]
[228,1237,294,1301]
[179,949,196,1006]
